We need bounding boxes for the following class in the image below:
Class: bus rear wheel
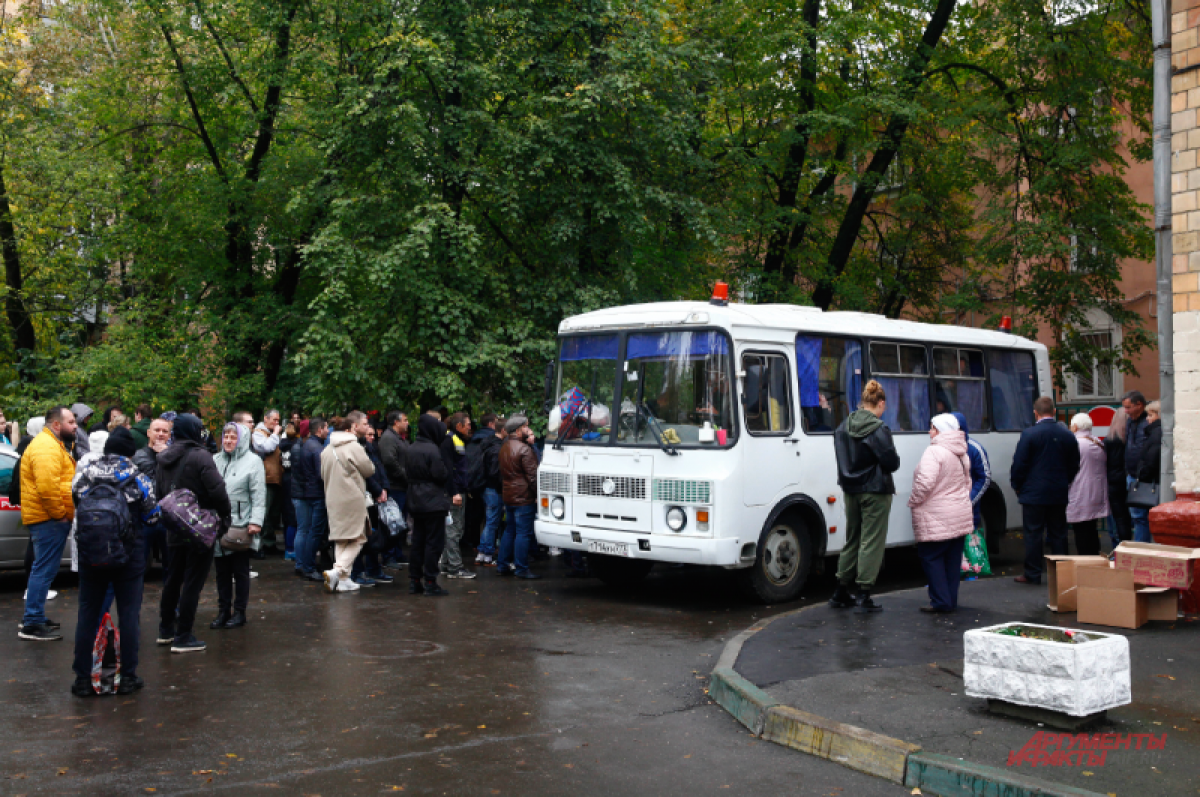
[589,555,654,588]
[737,519,812,604]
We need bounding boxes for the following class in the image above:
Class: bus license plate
[587,540,632,558]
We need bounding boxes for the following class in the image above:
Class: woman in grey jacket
[211,422,266,629]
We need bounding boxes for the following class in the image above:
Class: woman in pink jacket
[908,414,975,613]
[1066,413,1108,556]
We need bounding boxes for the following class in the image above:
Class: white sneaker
[548,547,563,556]
[22,590,58,601]
[474,553,485,564]
[323,569,339,593]
[335,579,361,592]
[249,571,260,579]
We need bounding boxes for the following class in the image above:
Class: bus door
[740,350,800,506]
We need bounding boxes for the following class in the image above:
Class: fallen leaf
[478,725,486,729]
[911,789,922,796]
[225,754,238,759]
[1154,674,1176,681]
[1082,771,1094,776]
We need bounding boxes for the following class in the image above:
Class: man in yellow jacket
[19,406,78,642]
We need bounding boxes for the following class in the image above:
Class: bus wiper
[553,387,592,451]
[638,402,679,456]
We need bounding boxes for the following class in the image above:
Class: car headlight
[666,506,686,532]
[551,496,566,520]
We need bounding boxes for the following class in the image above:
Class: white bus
[533,289,1052,603]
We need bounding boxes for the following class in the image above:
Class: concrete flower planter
[962,622,1131,717]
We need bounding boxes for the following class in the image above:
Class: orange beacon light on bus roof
[710,281,729,307]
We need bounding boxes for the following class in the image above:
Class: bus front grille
[576,474,647,500]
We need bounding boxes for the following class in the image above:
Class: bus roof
[559,301,1042,351]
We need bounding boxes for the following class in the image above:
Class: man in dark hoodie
[830,380,900,612]
[156,413,231,653]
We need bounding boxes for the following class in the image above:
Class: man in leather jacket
[830,380,900,612]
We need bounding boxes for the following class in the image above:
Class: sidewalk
[718,575,1199,797]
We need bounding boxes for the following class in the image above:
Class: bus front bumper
[535,522,744,567]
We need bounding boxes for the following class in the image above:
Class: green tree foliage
[0,0,1154,416]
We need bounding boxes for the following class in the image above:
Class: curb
[709,596,1106,797]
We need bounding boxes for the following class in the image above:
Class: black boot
[209,610,231,630]
[408,579,424,595]
[224,611,246,629]
[855,592,883,613]
[828,584,857,609]
[423,578,448,597]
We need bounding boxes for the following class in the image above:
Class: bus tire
[737,518,812,604]
[589,555,653,588]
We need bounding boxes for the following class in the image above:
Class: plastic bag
[378,498,408,536]
[961,528,991,577]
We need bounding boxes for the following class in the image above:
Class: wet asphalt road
[0,545,1013,796]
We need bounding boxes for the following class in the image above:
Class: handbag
[1127,480,1161,508]
[220,524,252,551]
[159,488,221,549]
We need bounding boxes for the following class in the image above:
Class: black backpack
[75,482,133,568]
[465,438,488,493]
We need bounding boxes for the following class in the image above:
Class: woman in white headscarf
[908,414,975,613]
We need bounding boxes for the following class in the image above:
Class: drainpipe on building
[1153,0,1175,503]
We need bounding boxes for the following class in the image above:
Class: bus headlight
[666,506,686,532]
[551,496,566,520]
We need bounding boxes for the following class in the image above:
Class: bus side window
[990,350,1037,431]
[797,335,861,433]
[742,354,792,435]
[870,342,931,432]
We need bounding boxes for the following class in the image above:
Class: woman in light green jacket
[211,422,266,630]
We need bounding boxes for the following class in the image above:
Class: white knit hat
[931,413,960,434]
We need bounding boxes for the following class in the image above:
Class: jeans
[1126,476,1154,543]
[917,536,967,611]
[439,502,466,572]
[498,504,537,575]
[73,561,145,679]
[1022,503,1069,582]
[23,519,72,627]
[293,498,328,574]
[160,543,214,638]
[214,549,251,613]
[479,488,503,556]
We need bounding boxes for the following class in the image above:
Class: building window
[1073,330,1115,400]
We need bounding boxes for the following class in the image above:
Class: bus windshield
[549,334,619,444]
[616,330,736,448]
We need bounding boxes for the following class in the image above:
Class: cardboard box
[1046,555,1111,612]
[1113,542,1200,590]
[1076,564,1147,630]
[1138,587,1180,622]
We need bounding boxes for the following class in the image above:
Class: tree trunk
[0,163,36,366]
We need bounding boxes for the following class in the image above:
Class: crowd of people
[7,401,556,697]
[831,383,1160,615]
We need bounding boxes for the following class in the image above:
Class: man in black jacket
[133,418,173,575]
[1130,400,1162,543]
[291,418,329,580]
[1011,396,1081,585]
[378,411,410,566]
[438,412,476,579]
[830,380,900,612]
[407,414,452,596]
[156,413,231,653]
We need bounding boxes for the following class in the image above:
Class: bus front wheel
[737,519,812,604]
[590,555,654,588]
